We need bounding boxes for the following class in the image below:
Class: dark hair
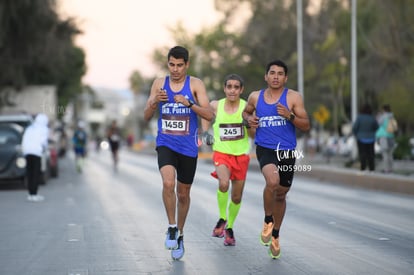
[383,104,391,112]
[265,60,288,75]
[360,103,372,114]
[223,73,244,87]
[168,46,189,63]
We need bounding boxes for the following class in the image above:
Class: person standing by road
[242,60,310,259]
[22,113,49,202]
[201,73,254,246]
[376,104,397,173]
[143,46,215,260]
[352,103,379,172]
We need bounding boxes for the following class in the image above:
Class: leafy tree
[0,0,85,113]
[57,46,86,109]
[129,71,145,95]
[357,0,414,133]
[128,70,155,96]
[147,0,414,135]
[301,0,352,134]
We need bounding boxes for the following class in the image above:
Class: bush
[393,135,411,160]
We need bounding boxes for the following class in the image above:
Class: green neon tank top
[212,98,250,155]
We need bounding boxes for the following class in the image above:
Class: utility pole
[351,0,357,122]
[297,0,304,100]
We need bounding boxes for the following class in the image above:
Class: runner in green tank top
[201,74,255,246]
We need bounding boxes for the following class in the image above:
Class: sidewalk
[300,154,414,196]
[298,154,414,196]
[199,151,414,196]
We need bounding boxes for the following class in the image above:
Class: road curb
[296,165,414,196]
[200,151,414,196]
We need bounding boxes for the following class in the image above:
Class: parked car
[53,124,69,158]
[47,137,59,178]
[0,123,27,185]
[0,113,59,184]
[0,113,33,128]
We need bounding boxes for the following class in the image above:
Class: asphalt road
[0,148,413,275]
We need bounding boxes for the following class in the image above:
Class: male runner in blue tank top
[242,60,310,259]
[143,46,215,260]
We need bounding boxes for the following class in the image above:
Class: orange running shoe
[268,236,281,259]
[260,222,274,246]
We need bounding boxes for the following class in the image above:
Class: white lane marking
[67,223,84,242]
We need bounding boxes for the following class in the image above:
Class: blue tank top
[156,76,199,157]
[255,88,296,150]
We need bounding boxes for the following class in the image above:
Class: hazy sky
[59,0,222,90]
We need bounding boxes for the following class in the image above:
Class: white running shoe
[27,194,44,202]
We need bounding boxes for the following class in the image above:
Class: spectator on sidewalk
[352,104,379,172]
[376,104,396,173]
[22,113,49,202]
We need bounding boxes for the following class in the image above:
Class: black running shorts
[256,145,296,187]
[156,146,197,184]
